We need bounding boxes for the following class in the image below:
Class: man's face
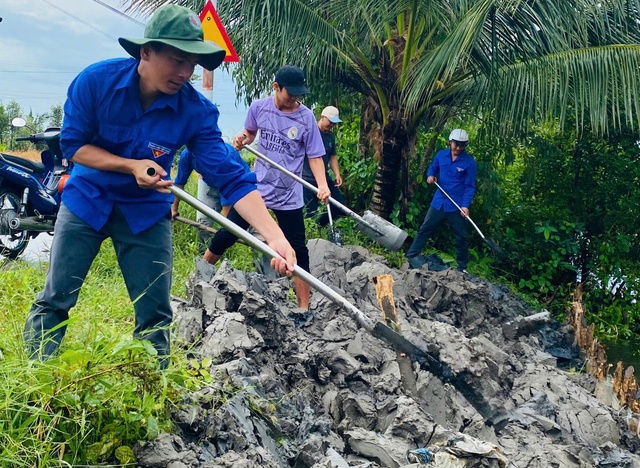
[449,139,467,157]
[273,83,301,111]
[319,115,335,131]
[140,44,199,95]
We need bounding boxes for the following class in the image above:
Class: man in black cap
[206,65,331,311]
[23,5,296,367]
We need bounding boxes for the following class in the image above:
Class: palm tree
[122,0,640,220]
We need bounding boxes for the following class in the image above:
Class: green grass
[0,178,227,466]
[0,177,522,466]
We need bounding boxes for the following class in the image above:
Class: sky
[0,0,248,140]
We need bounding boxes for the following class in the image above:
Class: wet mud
[135,239,640,467]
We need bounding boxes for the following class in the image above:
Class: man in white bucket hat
[406,129,477,272]
[302,105,347,226]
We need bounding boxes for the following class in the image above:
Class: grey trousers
[23,203,173,366]
[195,178,222,226]
[195,178,222,251]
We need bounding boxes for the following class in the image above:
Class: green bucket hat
[118,4,226,71]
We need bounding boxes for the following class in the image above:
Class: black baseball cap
[274,65,310,95]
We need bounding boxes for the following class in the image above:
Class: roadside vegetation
[1,0,640,459]
[1,106,639,465]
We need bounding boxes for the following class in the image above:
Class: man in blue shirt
[23,5,295,367]
[406,129,477,272]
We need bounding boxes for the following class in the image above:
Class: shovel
[325,202,343,246]
[169,183,509,428]
[242,145,408,251]
[433,181,504,257]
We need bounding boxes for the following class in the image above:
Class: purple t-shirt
[246,96,325,210]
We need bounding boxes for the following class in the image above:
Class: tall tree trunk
[369,114,408,219]
[399,134,417,222]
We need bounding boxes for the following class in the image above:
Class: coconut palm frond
[471,45,640,136]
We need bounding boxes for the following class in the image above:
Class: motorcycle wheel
[0,190,29,259]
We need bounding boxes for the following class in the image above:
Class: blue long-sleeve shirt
[427,148,477,212]
[175,145,246,206]
[174,148,197,187]
[61,57,257,234]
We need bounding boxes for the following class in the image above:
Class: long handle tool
[434,181,504,257]
[170,184,508,428]
[242,145,407,251]
[326,202,343,246]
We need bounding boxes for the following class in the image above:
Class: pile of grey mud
[135,239,640,467]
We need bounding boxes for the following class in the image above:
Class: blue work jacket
[427,148,477,212]
[61,58,256,234]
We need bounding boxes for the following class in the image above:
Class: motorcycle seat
[0,153,46,173]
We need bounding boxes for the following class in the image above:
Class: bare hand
[316,185,331,203]
[171,203,180,220]
[267,237,296,276]
[460,207,470,218]
[334,175,342,187]
[136,162,172,193]
[427,176,437,184]
[232,133,248,150]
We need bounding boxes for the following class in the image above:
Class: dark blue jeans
[406,206,469,269]
[24,204,173,367]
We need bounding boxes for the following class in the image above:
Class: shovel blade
[328,228,343,246]
[359,211,408,251]
[372,322,450,378]
[372,321,509,426]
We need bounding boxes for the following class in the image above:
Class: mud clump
[135,239,640,467]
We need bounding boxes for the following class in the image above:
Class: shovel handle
[433,181,486,240]
[169,185,375,332]
[171,185,504,424]
[242,145,384,235]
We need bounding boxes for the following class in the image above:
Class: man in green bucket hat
[23,5,296,368]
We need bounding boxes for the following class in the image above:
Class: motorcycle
[0,117,70,259]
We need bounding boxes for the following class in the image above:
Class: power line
[40,0,116,40]
[90,0,146,27]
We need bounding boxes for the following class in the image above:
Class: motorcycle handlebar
[15,131,54,143]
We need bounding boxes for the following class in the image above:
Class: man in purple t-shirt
[204,65,330,310]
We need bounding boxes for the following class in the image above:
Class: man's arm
[171,186,185,219]
[232,129,257,149]
[70,144,171,192]
[233,190,296,274]
[307,157,331,201]
[461,159,477,215]
[328,155,342,186]
[171,150,196,219]
[426,153,440,184]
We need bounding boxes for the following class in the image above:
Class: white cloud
[0,0,146,113]
[0,0,248,130]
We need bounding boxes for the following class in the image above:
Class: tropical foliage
[0,101,63,151]
[123,0,640,221]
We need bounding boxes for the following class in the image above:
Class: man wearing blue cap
[303,105,347,226]
[23,5,295,367]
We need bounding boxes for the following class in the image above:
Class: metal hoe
[325,201,343,246]
[242,145,408,251]
[433,181,504,256]
[168,183,508,428]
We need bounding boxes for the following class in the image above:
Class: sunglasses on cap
[451,139,468,148]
